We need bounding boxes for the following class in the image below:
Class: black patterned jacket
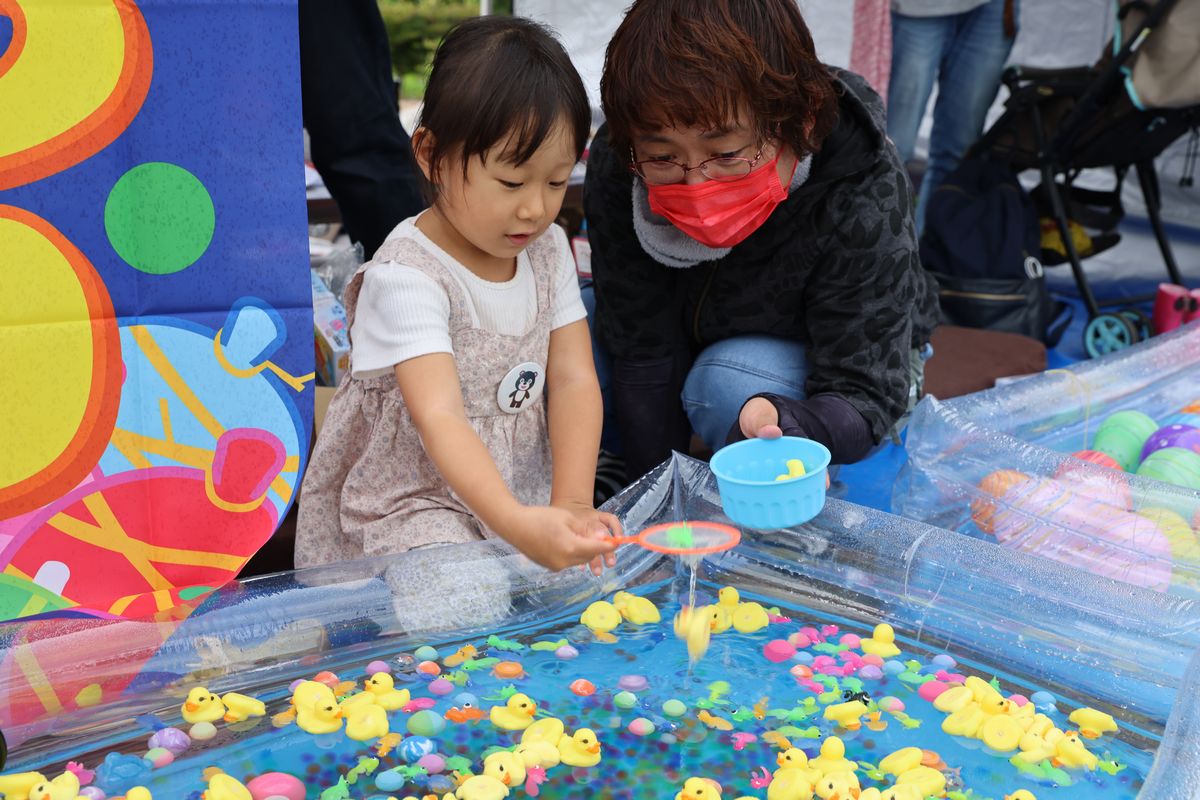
[585,69,940,480]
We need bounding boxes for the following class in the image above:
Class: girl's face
[418,119,577,275]
[632,119,795,187]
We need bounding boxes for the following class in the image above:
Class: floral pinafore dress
[295,234,556,568]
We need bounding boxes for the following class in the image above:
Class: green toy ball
[1092,410,1160,471]
[1136,446,1200,492]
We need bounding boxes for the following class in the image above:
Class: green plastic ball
[1092,410,1160,471]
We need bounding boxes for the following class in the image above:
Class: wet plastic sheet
[2,456,1199,796]
[896,323,1200,595]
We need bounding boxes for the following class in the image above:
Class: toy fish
[346,757,379,784]
[749,767,772,789]
[524,765,547,796]
[463,657,501,672]
[445,706,486,724]
[530,639,567,651]
[443,645,479,667]
[375,733,402,757]
[401,697,437,713]
[731,732,758,751]
[753,697,769,720]
[697,710,733,730]
[487,634,525,651]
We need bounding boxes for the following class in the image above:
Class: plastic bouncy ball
[709,436,831,529]
[1090,410,1159,471]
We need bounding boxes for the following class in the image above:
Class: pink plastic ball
[839,633,862,649]
[1008,694,1030,707]
[787,631,811,648]
[143,746,173,768]
[763,639,797,663]
[417,753,446,774]
[246,772,306,800]
[917,680,949,702]
[428,678,455,696]
[861,654,884,667]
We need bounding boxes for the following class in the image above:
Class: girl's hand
[503,505,619,575]
[553,499,622,575]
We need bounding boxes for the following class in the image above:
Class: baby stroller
[969,0,1200,357]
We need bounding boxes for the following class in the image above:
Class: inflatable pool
[896,324,1200,595]
[2,457,1198,799]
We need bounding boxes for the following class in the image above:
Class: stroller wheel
[1084,313,1139,358]
[1119,308,1153,341]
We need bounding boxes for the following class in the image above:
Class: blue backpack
[920,157,1069,346]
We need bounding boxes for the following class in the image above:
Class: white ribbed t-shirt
[351,218,587,377]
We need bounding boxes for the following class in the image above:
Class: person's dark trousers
[299,0,425,258]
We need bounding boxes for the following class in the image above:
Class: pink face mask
[647,154,790,248]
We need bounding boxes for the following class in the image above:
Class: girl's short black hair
[418,15,590,200]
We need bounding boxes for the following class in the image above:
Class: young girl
[296,16,619,575]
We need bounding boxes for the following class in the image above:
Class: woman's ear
[412,126,436,184]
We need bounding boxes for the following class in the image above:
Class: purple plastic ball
[367,660,391,675]
[79,789,107,800]
[617,674,649,692]
[1140,424,1200,463]
[147,726,190,754]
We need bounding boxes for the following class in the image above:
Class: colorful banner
[0,0,312,622]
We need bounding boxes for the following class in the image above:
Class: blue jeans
[682,336,811,452]
[886,0,1016,233]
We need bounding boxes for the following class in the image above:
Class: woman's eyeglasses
[629,143,769,185]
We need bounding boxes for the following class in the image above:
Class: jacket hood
[802,68,891,192]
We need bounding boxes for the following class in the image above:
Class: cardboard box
[311,270,350,387]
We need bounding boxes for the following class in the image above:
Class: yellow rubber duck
[717,587,740,609]
[0,772,46,800]
[202,774,252,800]
[579,600,622,634]
[27,771,81,800]
[895,766,945,798]
[1053,731,1098,770]
[942,703,985,738]
[932,685,975,713]
[878,747,922,777]
[558,727,603,767]
[674,606,712,662]
[514,740,561,769]
[124,788,153,800]
[483,751,527,787]
[453,775,510,800]
[859,623,901,658]
[965,676,1008,714]
[490,692,538,731]
[981,714,1023,752]
[364,671,412,711]
[766,768,814,800]
[1014,733,1057,764]
[346,702,389,741]
[1005,791,1037,800]
[521,716,565,745]
[1068,707,1118,738]
[814,770,860,800]
[291,679,336,710]
[704,604,733,634]
[774,749,822,788]
[822,700,869,730]
[730,601,770,633]
[612,591,661,625]
[675,777,723,800]
[339,689,379,713]
[296,696,343,735]
[809,737,857,776]
[859,790,883,800]
[181,686,226,724]
[221,691,266,723]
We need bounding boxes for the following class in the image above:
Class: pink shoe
[1188,288,1200,324]
[1153,283,1193,333]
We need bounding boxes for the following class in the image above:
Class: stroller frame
[971,0,1197,355]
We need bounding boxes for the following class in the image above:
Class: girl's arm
[545,319,603,508]
[395,352,615,571]
[396,353,523,530]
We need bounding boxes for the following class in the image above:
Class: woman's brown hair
[600,0,839,160]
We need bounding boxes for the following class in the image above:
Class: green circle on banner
[105,162,215,275]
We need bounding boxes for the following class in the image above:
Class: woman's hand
[501,505,619,575]
[738,396,783,440]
